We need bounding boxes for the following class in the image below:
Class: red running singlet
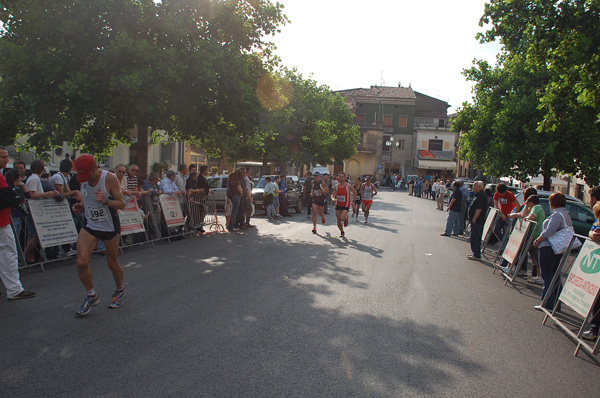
[335,183,352,208]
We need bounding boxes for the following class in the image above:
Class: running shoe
[312,228,317,234]
[364,219,368,224]
[76,295,99,316]
[321,216,326,224]
[340,231,345,237]
[109,289,126,309]
[8,290,36,300]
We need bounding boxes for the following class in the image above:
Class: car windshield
[255,177,267,189]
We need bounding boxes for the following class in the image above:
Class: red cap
[75,154,96,182]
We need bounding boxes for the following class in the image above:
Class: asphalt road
[2,189,599,397]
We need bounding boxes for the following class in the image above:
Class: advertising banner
[28,199,78,248]
[502,220,530,264]
[558,240,600,317]
[118,197,146,236]
[482,208,499,243]
[159,194,185,227]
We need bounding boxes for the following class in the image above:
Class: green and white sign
[558,240,600,317]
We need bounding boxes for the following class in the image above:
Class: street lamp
[385,136,400,185]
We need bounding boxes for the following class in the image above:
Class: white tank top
[81,170,117,232]
[362,183,374,200]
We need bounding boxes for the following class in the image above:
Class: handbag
[547,212,582,254]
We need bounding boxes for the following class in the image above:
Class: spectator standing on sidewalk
[467,181,488,261]
[0,146,36,300]
[304,172,314,218]
[493,183,520,241]
[278,175,291,217]
[441,181,463,237]
[239,168,254,228]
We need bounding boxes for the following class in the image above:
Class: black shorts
[335,206,350,211]
[312,197,326,206]
[83,226,119,241]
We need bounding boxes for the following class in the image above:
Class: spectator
[226,170,243,232]
[160,170,183,196]
[493,183,520,242]
[188,164,197,180]
[484,188,494,207]
[272,175,282,218]
[435,180,446,210]
[51,158,81,202]
[240,168,255,228]
[14,161,27,182]
[175,164,188,205]
[588,186,600,243]
[409,177,414,196]
[582,188,600,341]
[533,192,570,311]
[142,172,162,211]
[4,169,30,254]
[458,180,469,235]
[304,172,314,218]
[185,171,200,194]
[278,174,291,217]
[115,165,131,197]
[127,164,140,195]
[0,146,36,300]
[263,176,277,220]
[468,181,489,261]
[441,181,463,237]
[23,160,59,263]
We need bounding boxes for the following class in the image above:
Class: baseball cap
[313,171,320,176]
[75,154,96,182]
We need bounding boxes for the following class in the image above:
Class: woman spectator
[226,170,243,233]
[441,181,463,237]
[533,192,571,311]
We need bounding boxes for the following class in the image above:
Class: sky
[270,0,502,113]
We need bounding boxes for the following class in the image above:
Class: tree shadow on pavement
[0,228,487,397]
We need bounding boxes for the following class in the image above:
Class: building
[412,92,455,179]
[335,85,416,180]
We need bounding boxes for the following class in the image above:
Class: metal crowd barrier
[11,192,228,272]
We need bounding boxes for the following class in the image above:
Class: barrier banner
[558,240,600,317]
[501,219,529,264]
[118,197,145,236]
[28,199,78,248]
[159,194,185,227]
[482,208,498,243]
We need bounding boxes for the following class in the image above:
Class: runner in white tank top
[331,172,357,237]
[360,176,378,223]
[72,155,126,317]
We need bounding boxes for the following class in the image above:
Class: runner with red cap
[72,154,126,316]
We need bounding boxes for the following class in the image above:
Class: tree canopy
[0,0,288,174]
[454,0,600,188]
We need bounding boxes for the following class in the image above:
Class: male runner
[72,154,126,316]
[310,172,329,234]
[360,176,378,223]
[352,177,362,220]
[331,172,357,237]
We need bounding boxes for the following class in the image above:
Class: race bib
[363,191,372,200]
[88,205,108,222]
[338,195,346,203]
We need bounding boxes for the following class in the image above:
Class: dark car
[252,175,304,213]
[536,198,595,238]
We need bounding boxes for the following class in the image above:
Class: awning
[416,159,456,170]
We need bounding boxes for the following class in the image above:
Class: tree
[226,69,360,172]
[455,0,600,188]
[0,0,288,175]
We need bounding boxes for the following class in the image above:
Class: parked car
[515,189,584,205]
[535,198,595,239]
[207,174,229,208]
[252,175,304,213]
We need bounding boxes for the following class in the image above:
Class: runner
[360,176,378,223]
[352,177,362,220]
[331,172,357,237]
[310,172,329,234]
[71,154,126,316]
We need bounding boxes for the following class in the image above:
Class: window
[356,113,365,122]
[438,119,446,128]
[398,140,405,150]
[190,151,206,170]
[428,139,443,151]
[399,115,408,128]
[160,143,174,163]
[382,135,392,151]
[383,114,392,126]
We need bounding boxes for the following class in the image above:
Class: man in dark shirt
[468,181,489,260]
[441,181,463,237]
[303,172,314,218]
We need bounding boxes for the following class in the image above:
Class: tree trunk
[136,124,150,181]
[543,173,551,191]
[262,154,269,176]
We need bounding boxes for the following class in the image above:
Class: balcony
[357,143,377,153]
